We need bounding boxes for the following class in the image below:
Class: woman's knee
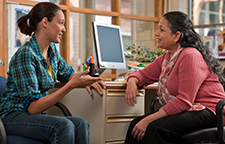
[67,116,89,131]
[46,117,76,143]
[54,117,75,133]
[144,120,180,143]
[77,117,89,130]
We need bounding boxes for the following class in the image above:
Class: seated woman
[0,2,105,144]
[124,11,225,144]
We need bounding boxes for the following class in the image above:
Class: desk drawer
[105,89,144,115]
[105,117,130,142]
[105,122,128,142]
[106,96,144,115]
[105,115,141,142]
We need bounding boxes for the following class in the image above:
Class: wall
[168,0,189,14]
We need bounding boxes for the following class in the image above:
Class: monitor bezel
[92,22,126,70]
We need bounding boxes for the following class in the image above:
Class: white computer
[92,22,126,72]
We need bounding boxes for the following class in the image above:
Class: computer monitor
[92,22,126,70]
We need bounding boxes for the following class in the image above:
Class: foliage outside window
[125,44,164,63]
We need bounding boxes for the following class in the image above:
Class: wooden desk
[48,82,157,144]
[54,81,158,89]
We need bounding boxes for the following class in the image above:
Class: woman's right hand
[68,70,102,89]
[125,77,140,107]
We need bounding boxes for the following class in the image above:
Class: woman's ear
[174,31,182,43]
[40,17,48,29]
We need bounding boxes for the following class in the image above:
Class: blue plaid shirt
[0,35,75,119]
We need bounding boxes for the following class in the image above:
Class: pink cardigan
[128,47,225,117]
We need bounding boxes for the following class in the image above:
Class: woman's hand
[132,117,150,141]
[125,77,140,107]
[86,78,106,96]
[68,70,102,89]
[132,109,168,141]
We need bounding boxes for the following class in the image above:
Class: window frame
[0,0,162,77]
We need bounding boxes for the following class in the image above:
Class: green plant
[125,44,164,63]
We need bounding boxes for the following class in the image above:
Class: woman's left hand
[86,79,106,96]
[132,117,150,141]
[131,109,168,141]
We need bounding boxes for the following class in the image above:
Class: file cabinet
[48,82,145,144]
[104,88,145,143]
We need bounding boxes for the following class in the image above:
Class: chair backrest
[0,76,7,144]
[0,76,7,95]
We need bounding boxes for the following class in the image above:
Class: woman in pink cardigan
[124,11,225,144]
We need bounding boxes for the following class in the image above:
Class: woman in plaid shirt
[0,2,105,144]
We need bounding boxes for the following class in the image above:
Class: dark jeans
[3,112,89,144]
[125,109,216,144]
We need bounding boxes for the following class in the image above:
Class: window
[191,0,225,59]
[0,0,162,76]
[192,0,225,36]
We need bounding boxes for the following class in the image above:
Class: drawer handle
[107,118,134,123]
[107,90,125,96]
[107,90,144,97]
[107,93,144,97]
[105,141,125,144]
[106,115,142,123]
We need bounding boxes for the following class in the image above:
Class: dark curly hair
[163,11,225,87]
[17,2,61,36]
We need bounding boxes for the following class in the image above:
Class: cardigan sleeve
[163,50,210,115]
[127,53,165,87]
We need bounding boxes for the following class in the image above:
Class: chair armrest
[216,98,225,144]
[54,102,72,116]
[0,118,7,144]
[150,97,159,112]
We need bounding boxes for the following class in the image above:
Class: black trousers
[124,109,216,144]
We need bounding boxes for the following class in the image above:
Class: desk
[48,82,157,144]
[144,83,158,114]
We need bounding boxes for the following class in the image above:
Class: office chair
[150,97,225,144]
[0,76,72,144]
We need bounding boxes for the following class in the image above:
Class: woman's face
[46,10,66,43]
[155,17,179,53]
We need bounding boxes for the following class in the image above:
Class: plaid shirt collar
[28,35,55,63]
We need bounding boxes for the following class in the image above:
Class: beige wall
[168,0,189,14]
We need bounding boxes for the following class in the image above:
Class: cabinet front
[104,89,145,143]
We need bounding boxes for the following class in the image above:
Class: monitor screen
[92,22,126,69]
